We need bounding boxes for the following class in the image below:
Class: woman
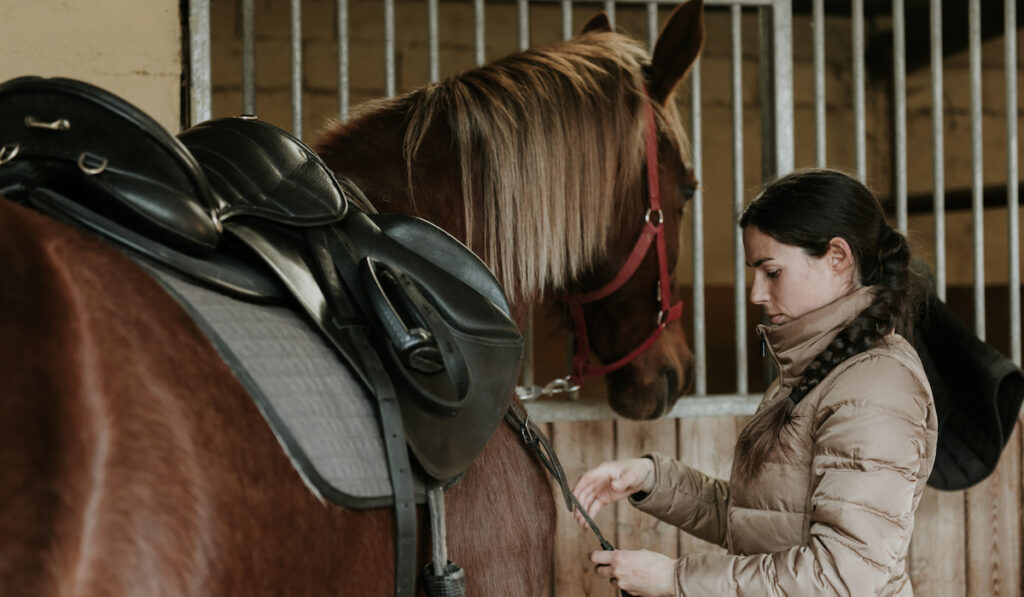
[573,169,937,596]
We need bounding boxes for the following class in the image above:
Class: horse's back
[0,199,554,596]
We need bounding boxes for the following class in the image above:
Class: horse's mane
[351,32,690,300]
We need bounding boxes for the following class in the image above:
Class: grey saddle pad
[145,260,428,508]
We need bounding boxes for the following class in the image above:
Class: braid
[736,218,913,480]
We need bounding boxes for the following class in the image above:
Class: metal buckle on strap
[77,152,108,175]
[25,116,71,131]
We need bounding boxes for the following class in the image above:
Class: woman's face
[743,226,858,325]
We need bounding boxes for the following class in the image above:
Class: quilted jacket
[632,286,937,596]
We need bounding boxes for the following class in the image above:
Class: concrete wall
[1,0,183,132]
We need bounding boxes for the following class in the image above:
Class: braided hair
[735,169,913,479]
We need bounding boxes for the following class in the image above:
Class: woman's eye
[766,270,780,279]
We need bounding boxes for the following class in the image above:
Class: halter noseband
[565,95,684,385]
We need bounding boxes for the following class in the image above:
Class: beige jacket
[632,287,937,596]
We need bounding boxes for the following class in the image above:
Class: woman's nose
[749,277,768,305]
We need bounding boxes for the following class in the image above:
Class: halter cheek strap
[565,96,684,385]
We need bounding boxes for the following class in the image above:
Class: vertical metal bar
[428,0,440,82]
[384,0,396,97]
[969,0,984,339]
[852,0,865,181]
[474,0,485,67]
[242,0,256,115]
[647,3,658,51]
[562,0,572,41]
[691,59,706,396]
[893,0,907,233]
[290,0,303,139]
[188,0,212,126]
[812,0,825,167]
[337,0,350,119]
[516,0,531,389]
[930,0,945,300]
[1006,0,1020,365]
[604,1,616,27]
[759,7,773,181]
[518,0,529,52]
[731,5,747,395]
[760,0,793,179]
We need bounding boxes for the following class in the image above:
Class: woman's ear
[827,237,856,277]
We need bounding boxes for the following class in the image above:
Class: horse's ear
[649,0,705,104]
[579,12,612,35]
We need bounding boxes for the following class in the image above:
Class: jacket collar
[756,286,878,388]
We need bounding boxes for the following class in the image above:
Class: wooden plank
[909,487,967,596]
[677,416,745,556]
[552,419,617,597]
[965,422,1023,597]
[614,419,679,556]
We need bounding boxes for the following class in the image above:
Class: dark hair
[735,169,913,479]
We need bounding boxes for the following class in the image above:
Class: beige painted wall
[1,0,183,132]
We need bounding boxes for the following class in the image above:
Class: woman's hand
[571,458,655,528]
[591,549,676,597]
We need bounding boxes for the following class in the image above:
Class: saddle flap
[178,117,348,226]
[0,76,219,255]
[330,211,524,480]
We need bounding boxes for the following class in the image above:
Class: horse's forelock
[401,33,691,301]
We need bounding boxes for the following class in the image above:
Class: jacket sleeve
[672,353,935,596]
[628,452,731,548]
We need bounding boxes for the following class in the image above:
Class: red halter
[566,96,684,385]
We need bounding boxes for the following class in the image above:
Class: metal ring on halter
[25,116,71,131]
[656,309,666,326]
[77,153,108,175]
[0,143,19,164]
[644,208,663,226]
[543,376,580,396]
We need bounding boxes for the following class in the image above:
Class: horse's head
[566,1,703,420]
[314,0,703,420]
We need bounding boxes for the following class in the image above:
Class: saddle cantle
[0,76,524,596]
[0,76,286,301]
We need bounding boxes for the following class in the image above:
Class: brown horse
[318,3,702,421]
[0,2,702,596]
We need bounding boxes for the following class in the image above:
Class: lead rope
[505,402,636,597]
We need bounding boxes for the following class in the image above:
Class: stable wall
[0,0,183,132]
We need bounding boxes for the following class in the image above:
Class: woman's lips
[768,313,784,324]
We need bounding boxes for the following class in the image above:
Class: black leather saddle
[0,76,523,597]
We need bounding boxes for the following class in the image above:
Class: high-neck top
[756,285,877,390]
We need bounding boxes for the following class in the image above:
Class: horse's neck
[318,110,530,321]
[319,109,468,240]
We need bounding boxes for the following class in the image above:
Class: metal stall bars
[186,0,790,422]
[186,0,1020,422]
[527,0,792,423]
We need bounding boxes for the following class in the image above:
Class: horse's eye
[679,185,697,201]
